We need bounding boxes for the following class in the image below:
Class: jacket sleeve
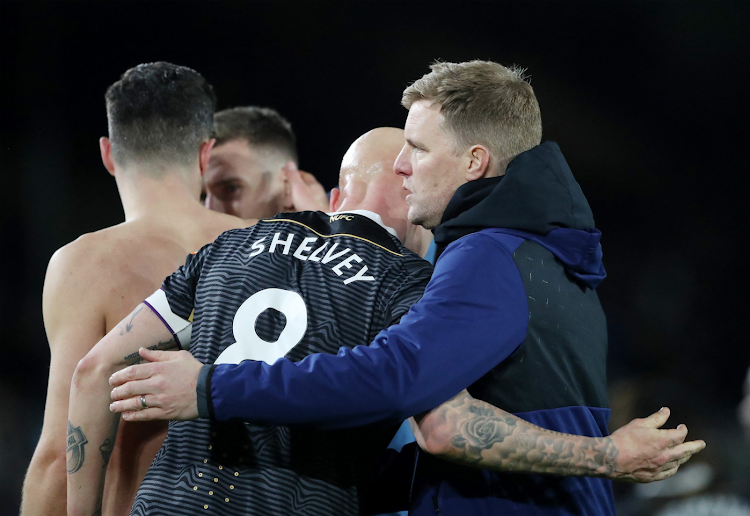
[206,233,529,429]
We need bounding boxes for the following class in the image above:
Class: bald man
[75,127,693,516]
[67,127,433,515]
[22,63,249,516]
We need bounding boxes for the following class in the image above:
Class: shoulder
[429,231,527,300]
[203,211,255,242]
[444,229,526,258]
[47,229,120,283]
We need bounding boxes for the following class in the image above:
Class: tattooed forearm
[119,306,145,335]
[99,438,114,468]
[419,393,620,478]
[123,338,177,365]
[66,421,88,474]
[449,405,517,463]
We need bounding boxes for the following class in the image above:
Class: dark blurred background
[1,1,749,514]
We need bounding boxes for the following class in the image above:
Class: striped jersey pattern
[131,211,433,516]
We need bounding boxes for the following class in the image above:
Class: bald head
[339,127,404,183]
[331,127,431,255]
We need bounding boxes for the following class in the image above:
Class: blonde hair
[402,60,542,165]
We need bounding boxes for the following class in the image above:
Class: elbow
[29,440,66,474]
[71,349,113,391]
[418,434,454,458]
[24,442,67,504]
[414,420,456,458]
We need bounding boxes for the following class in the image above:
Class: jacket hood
[433,141,606,288]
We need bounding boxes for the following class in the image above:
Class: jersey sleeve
[143,244,211,351]
[161,244,210,320]
[206,233,530,429]
[383,259,432,328]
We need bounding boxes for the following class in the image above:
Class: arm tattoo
[441,395,620,477]
[66,421,88,474]
[449,405,517,463]
[123,338,178,366]
[119,306,145,336]
[99,438,114,468]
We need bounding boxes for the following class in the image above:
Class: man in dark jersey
[67,128,432,515]
[108,62,705,516]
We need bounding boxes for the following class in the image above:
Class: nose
[393,146,411,177]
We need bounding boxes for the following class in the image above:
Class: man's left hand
[108,348,202,421]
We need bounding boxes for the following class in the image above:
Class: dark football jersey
[131,211,433,516]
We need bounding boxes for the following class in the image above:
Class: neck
[403,224,433,257]
[114,165,202,222]
[336,197,407,243]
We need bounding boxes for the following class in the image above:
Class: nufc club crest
[66,421,88,473]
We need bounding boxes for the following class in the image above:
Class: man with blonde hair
[108,62,705,515]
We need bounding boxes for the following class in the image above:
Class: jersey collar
[329,210,399,239]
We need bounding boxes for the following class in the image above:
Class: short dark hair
[213,107,298,164]
[105,62,216,167]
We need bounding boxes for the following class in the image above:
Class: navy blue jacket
[200,142,614,515]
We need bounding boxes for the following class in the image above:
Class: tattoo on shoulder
[99,438,114,468]
[123,338,177,365]
[119,306,145,336]
[66,421,88,474]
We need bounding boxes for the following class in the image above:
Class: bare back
[23,205,249,516]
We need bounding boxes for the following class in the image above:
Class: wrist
[195,365,212,419]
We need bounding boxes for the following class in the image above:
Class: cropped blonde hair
[402,60,542,165]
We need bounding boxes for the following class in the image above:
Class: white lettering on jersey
[343,265,375,285]
[293,237,318,261]
[308,242,328,262]
[331,253,362,275]
[321,243,350,264]
[248,237,267,258]
[249,231,378,285]
[269,232,294,254]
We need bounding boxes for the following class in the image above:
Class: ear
[465,144,492,181]
[329,187,341,212]
[198,138,216,177]
[100,137,116,176]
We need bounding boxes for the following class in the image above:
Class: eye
[207,182,243,201]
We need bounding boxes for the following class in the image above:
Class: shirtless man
[21,62,248,516]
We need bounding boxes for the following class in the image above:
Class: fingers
[669,439,706,458]
[653,439,706,472]
[299,170,318,186]
[657,425,689,447]
[139,347,182,362]
[110,394,161,413]
[641,406,670,429]
[650,465,679,482]
[121,407,168,422]
[109,362,155,387]
[110,378,155,401]
[284,162,303,184]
